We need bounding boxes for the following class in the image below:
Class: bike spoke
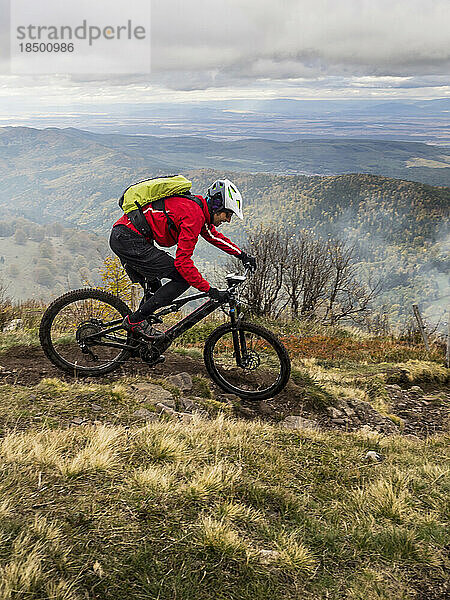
[211,329,283,394]
[49,298,127,370]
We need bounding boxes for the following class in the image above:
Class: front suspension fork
[229,306,247,367]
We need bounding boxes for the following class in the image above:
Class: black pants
[109,225,189,319]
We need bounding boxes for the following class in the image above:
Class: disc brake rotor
[240,350,260,370]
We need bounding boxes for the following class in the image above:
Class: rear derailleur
[76,321,101,362]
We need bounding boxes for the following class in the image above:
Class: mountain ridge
[1,126,449,190]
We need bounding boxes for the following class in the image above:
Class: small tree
[229,224,379,323]
[8,264,19,278]
[288,233,331,318]
[30,227,45,242]
[0,277,12,329]
[34,266,55,288]
[68,271,82,289]
[48,222,64,237]
[99,256,133,303]
[0,222,14,237]
[242,225,289,318]
[14,228,27,245]
[39,239,54,259]
[323,239,381,324]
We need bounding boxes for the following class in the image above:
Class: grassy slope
[0,237,65,302]
[0,229,107,302]
[0,398,448,600]
[0,320,448,600]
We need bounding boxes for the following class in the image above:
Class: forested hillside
[187,171,449,326]
[186,171,449,245]
[1,127,449,229]
[0,127,448,324]
[0,218,107,300]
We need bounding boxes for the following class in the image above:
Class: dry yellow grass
[0,401,448,599]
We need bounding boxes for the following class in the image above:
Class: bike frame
[82,274,248,365]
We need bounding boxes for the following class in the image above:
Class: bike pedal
[154,355,165,365]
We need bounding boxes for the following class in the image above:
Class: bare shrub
[228,225,380,322]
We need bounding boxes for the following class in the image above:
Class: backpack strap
[153,194,206,240]
[127,201,154,239]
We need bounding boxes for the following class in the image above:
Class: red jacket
[113,195,242,292]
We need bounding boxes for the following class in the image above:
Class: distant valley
[0,126,448,328]
[0,127,449,227]
[2,98,449,144]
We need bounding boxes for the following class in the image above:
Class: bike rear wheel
[39,288,132,377]
[203,322,291,400]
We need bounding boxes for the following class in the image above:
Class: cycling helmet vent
[206,178,244,220]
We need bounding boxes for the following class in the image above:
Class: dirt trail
[0,345,447,438]
[0,344,208,386]
[0,343,306,413]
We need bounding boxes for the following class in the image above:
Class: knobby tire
[39,288,132,377]
[203,322,291,400]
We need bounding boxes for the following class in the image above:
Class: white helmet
[206,179,244,220]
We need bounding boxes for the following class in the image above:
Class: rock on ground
[155,403,176,416]
[132,408,158,421]
[325,398,399,435]
[386,385,449,437]
[165,372,193,392]
[3,319,23,332]
[131,383,175,407]
[281,416,320,431]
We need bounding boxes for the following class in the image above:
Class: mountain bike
[39,270,291,400]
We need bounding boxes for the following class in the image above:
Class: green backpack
[118,175,204,238]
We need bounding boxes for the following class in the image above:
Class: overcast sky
[0,0,449,115]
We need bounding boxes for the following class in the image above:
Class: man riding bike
[109,178,256,339]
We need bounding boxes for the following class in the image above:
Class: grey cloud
[350,75,450,89]
[150,0,450,87]
[0,0,448,95]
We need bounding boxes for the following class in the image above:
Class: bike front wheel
[39,288,132,377]
[203,322,291,400]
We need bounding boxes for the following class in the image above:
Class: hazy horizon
[1,97,449,144]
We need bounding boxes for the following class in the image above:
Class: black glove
[208,287,229,302]
[239,251,257,272]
